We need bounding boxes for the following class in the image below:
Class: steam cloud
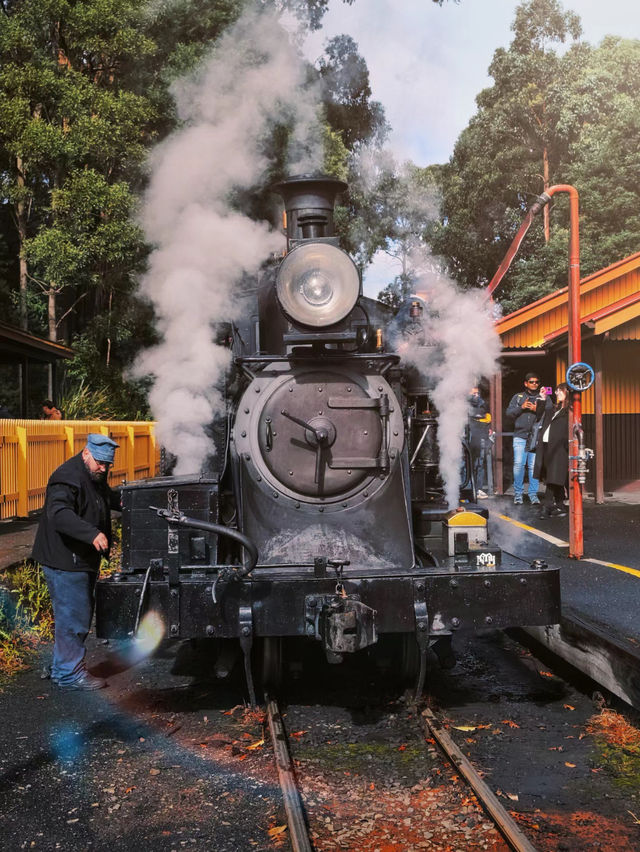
[135,5,322,473]
[401,263,501,508]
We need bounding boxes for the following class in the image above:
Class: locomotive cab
[95,175,560,703]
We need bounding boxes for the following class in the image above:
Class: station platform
[1,494,639,707]
[487,490,640,708]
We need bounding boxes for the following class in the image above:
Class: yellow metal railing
[0,420,160,520]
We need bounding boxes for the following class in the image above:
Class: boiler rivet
[273,492,278,498]
[378,386,383,392]
[241,431,246,438]
[485,616,493,625]
[170,624,179,635]
[295,502,300,508]
[416,583,424,592]
[451,617,460,628]
[363,491,368,497]
[450,579,458,588]
[393,431,398,436]
[484,579,491,588]
[318,387,323,392]
[347,387,352,392]
[206,625,214,636]
[342,502,347,508]
[289,386,293,392]
[171,589,179,598]
[289,471,294,476]
[520,578,527,585]
[241,626,251,637]
[319,507,324,513]
[244,454,250,461]
[347,470,352,475]
[244,407,249,414]
[364,430,368,435]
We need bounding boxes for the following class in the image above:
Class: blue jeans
[512,436,539,500]
[43,566,98,684]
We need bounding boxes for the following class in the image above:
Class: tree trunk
[15,156,28,330]
[48,287,57,341]
[543,146,550,243]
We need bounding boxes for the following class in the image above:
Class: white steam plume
[135,5,322,473]
[401,264,501,508]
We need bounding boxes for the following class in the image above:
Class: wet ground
[2,630,640,851]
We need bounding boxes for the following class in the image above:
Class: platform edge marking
[584,557,640,579]
[496,513,569,548]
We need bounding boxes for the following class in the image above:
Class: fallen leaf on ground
[502,720,520,729]
[246,738,265,750]
[268,826,287,838]
[539,671,554,678]
[563,704,575,710]
[452,725,476,732]
[564,762,576,768]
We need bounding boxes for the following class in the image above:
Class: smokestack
[273,174,347,245]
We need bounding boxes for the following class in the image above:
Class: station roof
[496,251,640,350]
[0,321,73,363]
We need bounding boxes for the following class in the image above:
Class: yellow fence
[0,420,160,520]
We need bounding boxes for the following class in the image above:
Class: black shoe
[56,670,107,690]
[548,506,567,517]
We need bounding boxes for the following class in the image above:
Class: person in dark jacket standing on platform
[33,434,121,689]
[505,372,548,505]
[533,383,570,518]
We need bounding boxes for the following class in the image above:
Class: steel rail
[420,706,538,852]
[265,693,313,852]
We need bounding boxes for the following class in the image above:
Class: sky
[303,0,640,294]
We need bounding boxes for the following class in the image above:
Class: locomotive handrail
[236,353,400,374]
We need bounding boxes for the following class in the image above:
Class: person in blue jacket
[505,372,548,506]
[33,434,121,690]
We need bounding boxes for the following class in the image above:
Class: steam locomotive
[95,175,560,702]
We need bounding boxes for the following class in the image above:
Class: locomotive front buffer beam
[95,564,561,647]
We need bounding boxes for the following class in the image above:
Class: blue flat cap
[86,433,119,463]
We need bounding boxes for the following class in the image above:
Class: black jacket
[533,406,569,487]
[32,453,121,572]
[505,390,546,440]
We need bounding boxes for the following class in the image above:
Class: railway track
[264,688,539,851]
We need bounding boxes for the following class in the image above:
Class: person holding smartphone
[505,372,548,505]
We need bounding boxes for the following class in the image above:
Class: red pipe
[546,185,582,559]
[488,185,583,558]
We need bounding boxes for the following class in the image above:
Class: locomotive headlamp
[276,243,359,327]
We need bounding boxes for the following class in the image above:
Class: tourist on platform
[505,372,548,505]
[533,383,571,518]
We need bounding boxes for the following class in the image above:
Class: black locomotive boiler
[95,175,560,702]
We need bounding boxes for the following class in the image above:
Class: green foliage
[318,34,388,150]
[430,0,640,312]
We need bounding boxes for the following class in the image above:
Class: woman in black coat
[533,382,570,517]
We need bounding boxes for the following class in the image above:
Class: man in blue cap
[33,434,121,689]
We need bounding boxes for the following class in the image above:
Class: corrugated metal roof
[497,252,640,349]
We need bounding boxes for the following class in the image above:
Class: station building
[493,251,640,502]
